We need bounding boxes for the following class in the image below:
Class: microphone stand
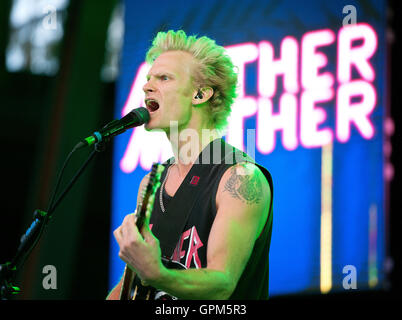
[0,141,106,300]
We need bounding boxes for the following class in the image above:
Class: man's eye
[161,75,169,81]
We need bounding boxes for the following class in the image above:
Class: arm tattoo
[223,165,262,205]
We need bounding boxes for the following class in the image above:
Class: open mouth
[145,99,160,112]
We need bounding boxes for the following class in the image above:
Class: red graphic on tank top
[172,226,204,269]
[190,176,200,185]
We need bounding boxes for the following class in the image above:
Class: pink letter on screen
[258,37,299,98]
[226,43,258,98]
[300,89,333,148]
[257,94,298,154]
[301,29,335,90]
[120,127,172,173]
[121,62,150,116]
[337,23,377,83]
[226,97,257,152]
[336,80,376,142]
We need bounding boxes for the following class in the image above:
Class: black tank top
[149,138,273,299]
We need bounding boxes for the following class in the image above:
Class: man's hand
[113,212,165,284]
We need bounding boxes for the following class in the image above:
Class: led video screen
[110,0,387,296]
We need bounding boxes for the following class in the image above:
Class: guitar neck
[118,163,165,300]
[119,265,135,300]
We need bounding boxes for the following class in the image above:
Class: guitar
[119,163,183,300]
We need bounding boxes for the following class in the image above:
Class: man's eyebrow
[146,71,175,80]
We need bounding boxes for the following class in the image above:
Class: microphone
[74,107,150,150]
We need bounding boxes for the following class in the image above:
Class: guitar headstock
[135,163,165,232]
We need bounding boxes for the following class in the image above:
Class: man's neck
[167,126,221,178]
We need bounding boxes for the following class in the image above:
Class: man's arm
[106,276,123,300]
[140,162,271,299]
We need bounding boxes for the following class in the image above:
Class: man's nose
[143,80,155,93]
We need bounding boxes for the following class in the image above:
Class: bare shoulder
[217,162,271,208]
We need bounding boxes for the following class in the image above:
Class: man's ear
[192,87,214,105]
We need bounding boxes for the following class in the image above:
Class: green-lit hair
[145,30,238,131]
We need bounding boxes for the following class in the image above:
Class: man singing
[107,30,273,300]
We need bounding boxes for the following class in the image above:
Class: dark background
[0,0,400,301]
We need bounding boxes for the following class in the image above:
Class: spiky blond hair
[145,30,238,131]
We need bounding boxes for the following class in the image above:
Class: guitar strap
[151,138,253,260]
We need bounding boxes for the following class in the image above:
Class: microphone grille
[132,107,150,124]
